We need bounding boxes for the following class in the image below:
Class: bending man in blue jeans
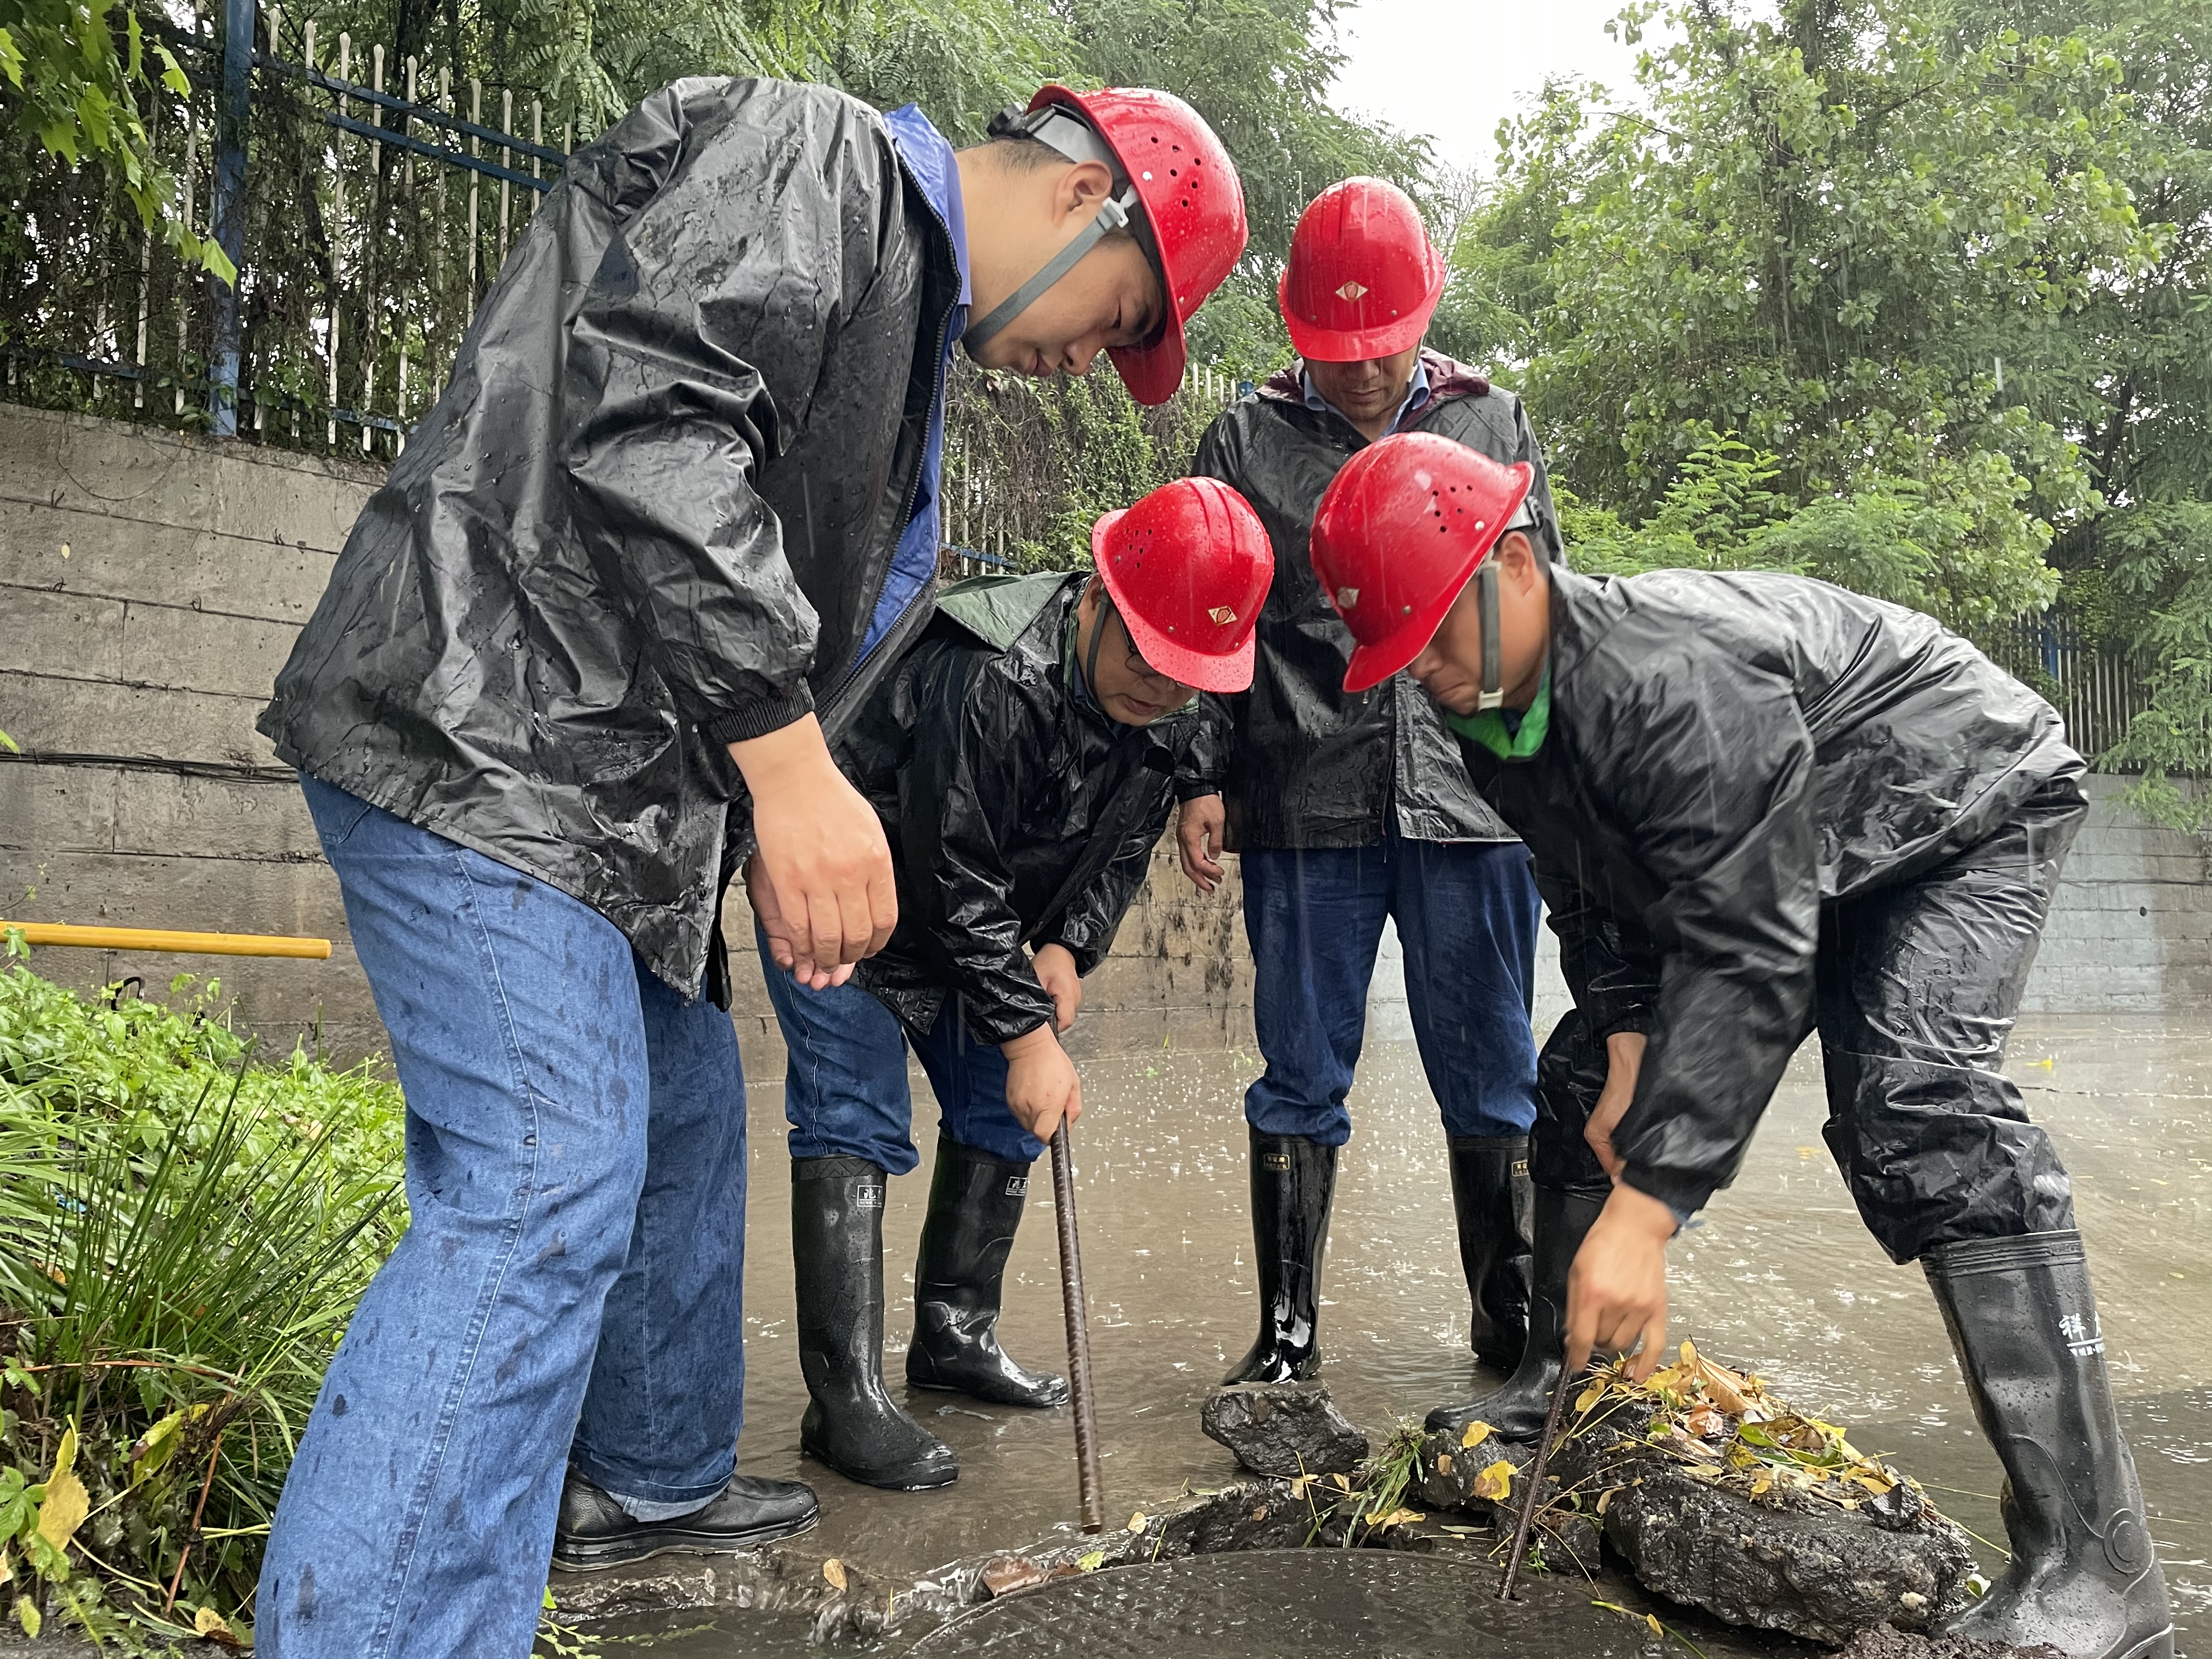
[253,76,1246,1659]
[763,478,1268,1490]
[1184,177,1553,1385]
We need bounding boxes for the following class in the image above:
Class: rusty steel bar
[1049,1121,1106,1533]
[1498,1356,1575,1600]
[2,923,331,960]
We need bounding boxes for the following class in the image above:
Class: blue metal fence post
[207,0,253,435]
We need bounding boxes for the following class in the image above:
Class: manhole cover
[908,1549,1649,1658]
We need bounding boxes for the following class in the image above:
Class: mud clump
[1200,1383,1369,1477]
[1837,1623,2067,1659]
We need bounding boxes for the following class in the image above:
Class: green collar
[1448,666,1551,760]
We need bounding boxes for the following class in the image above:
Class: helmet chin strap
[1085,586,1113,702]
[967,105,1145,356]
[1474,495,1538,713]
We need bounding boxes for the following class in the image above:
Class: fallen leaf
[1575,1379,1607,1413]
[13,1598,39,1640]
[1459,1420,1495,1448]
[1127,1511,1148,1532]
[822,1559,848,1591]
[1250,1505,1268,1521]
[35,1469,88,1554]
[194,1606,243,1647]
[1288,1475,1314,1497]
[1595,1488,1617,1515]
[1474,1460,1515,1503]
[1434,1453,1454,1475]
[1647,1614,1666,1637]
[1370,1508,1425,1529]
[979,1555,1049,1598]
[50,1424,77,1483]
[1329,1473,1352,1492]
[1076,1550,1105,1572]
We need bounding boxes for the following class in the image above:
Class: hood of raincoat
[842,571,1226,1045]
[1456,566,2084,1218]
[1189,349,1561,849]
[258,78,964,997]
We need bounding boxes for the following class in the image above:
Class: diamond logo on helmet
[1209,605,1238,625]
[1336,587,1359,608]
[1335,280,1369,301]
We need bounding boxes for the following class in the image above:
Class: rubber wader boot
[1222,1129,1337,1385]
[552,1466,818,1570]
[791,1157,958,1491]
[1449,1133,1534,1371]
[906,1137,1069,1408]
[1426,1182,1609,1441]
[1924,1232,2173,1659]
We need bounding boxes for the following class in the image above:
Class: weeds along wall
[2,399,2208,1070]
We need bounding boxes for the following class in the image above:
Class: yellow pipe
[1,922,332,960]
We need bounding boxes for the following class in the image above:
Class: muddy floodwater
[578,1009,2212,1656]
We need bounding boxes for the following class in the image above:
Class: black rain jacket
[1190,351,1561,848]
[1457,567,2084,1218]
[259,78,961,996]
[843,572,1225,1045]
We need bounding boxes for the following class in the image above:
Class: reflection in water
[602,1014,2211,1656]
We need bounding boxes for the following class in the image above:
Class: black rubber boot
[551,1466,818,1570]
[1426,1182,1609,1441]
[1449,1133,1534,1371]
[906,1137,1068,1408]
[1222,1129,1337,1385]
[1925,1232,2173,1659]
[791,1158,958,1491]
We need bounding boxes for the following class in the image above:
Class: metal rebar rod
[1498,1357,1576,1601]
[2,923,332,959]
[1049,1121,1105,1533]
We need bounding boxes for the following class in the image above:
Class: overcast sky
[1328,0,1649,176]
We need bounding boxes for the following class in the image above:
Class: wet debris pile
[1534,1342,1979,1644]
[1200,1382,1370,1476]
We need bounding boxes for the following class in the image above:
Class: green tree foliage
[0,0,230,276]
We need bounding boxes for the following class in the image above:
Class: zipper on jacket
[819,176,963,713]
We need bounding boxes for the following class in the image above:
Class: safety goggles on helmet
[1308,432,1538,699]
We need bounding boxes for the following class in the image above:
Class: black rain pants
[1531,779,2087,1264]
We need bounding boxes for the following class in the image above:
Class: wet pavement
[579,1009,2212,1655]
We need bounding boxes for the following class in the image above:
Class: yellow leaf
[36,1469,89,1554]
[1434,1453,1454,1475]
[822,1558,847,1591]
[1459,1420,1495,1448]
[1679,1339,1699,1367]
[1372,1508,1425,1529]
[1576,1380,1606,1414]
[1288,1475,1314,1497]
[50,1423,77,1483]
[1596,1488,1617,1515]
[1647,1614,1666,1637]
[13,1596,40,1639]
[194,1606,235,1639]
[1473,1460,1516,1503]
[1127,1511,1148,1533]
[1329,1473,1352,1492]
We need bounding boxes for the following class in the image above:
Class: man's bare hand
[731,717,895,989]
[1564,1182,1677,1379]
[1585,1030,1648,1180]
[1034,943,1083,1034]
[1176,794,1227,893]
[1002,1024,1083,1143]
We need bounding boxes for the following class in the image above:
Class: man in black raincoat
[1307,431,2173,1659]
[253,74,1247,1658]
[762,478,1266,1490]
[1184,177,1556,1387]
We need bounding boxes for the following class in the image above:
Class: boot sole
[800,1438,959,1492]
[907,1376,1070,1409]
[551,1509,819,1573]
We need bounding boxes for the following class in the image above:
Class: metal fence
[1993,610,2159,765]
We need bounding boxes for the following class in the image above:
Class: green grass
[0,932,405,1647]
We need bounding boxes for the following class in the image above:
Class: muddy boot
[791,1158,958,1491]
[906,1138,1068,1408]
[1449,1133,1534,1371]
[1222,1130,1336,1385]
[1925,1232,2172,1659]
[1426,1182,1607,1442]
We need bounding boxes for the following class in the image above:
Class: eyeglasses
[1104,605,1198,709]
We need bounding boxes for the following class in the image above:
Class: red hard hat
[1310,432,1534,693]
[1029,84,1249,405]
[1092,477,1273,692]
[1279,177,1445,362]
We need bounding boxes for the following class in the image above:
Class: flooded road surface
[590,1012,2211,1655]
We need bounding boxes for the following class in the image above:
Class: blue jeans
[261,779,749,1659]
[758,928,1043,1171]
[1242,836,1541,1146]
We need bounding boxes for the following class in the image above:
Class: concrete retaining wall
[1,403,2205,1075]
